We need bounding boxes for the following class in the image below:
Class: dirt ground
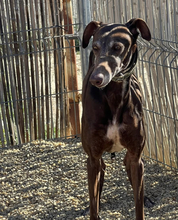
[0,138,178,220]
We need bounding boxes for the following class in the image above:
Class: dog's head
[82,18,151,88]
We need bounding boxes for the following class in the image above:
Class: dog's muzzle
[89,56,122,88]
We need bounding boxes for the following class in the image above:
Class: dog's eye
[114,45,121,50]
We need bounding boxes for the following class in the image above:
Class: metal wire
[79,0,178,169]
[0,0,178,170]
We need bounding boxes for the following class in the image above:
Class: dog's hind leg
[124,151,132,186]
[99,158,105,207]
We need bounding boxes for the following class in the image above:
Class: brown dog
[81,18,151,220]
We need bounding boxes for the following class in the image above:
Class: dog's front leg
[131,156,144,220]
[87,157,103,220]
[124,151,144,220]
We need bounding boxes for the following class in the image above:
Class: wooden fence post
[63,0,81,137]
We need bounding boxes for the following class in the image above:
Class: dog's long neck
[102,48,138,117]
[103,78,130,117]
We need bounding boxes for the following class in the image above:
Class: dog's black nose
[89,73,104,87]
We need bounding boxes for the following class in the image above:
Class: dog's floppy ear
[126,18,151,41]
[82,21,102,48]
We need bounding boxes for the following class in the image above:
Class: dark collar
[112,68,135,82]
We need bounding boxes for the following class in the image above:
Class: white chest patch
[106,118,124,153]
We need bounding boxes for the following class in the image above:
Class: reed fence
[0,0,178,170]
[79,0,178,169]
[0,0,81,147]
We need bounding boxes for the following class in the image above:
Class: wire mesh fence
[0,0,82,147]
[0,1,178,166]
[80,0,178,170]
[0,1,178,219]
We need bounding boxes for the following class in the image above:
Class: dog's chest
[106,118,124,152]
